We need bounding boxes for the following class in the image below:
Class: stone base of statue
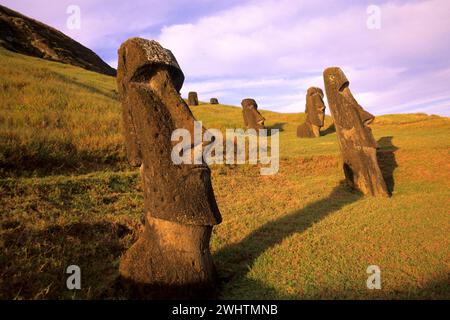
[119,215,217,299]
[297,122,320,138]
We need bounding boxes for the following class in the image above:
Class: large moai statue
[323,67,389,197]
[297,87,326,138]
[241,98,265,130]
[117,38,222,298]
[210,98,219,104]
[188,91,199,106]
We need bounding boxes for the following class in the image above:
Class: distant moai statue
[241,98,265,130]
[188,91,199,106]
[323,67,389,197]
[117,38,222,298]
[210,98,219,104]
[297,87,326,138]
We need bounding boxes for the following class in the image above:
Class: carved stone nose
[359,109,375,125]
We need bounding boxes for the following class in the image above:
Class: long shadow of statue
[266,122,286,136]
[214,181,363,295]
[320,123,336,136]
[376,136,399,195]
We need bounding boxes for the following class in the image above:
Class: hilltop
[0,4,115,76]
[0,48,449,299]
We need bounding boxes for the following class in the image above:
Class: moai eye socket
[339,81,349,92]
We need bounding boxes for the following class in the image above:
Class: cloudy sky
[2,0,450,115]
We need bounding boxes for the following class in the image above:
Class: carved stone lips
[362,116,374,126]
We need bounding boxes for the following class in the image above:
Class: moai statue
[241,98,265,130]
[188,91,199,106]
[323,67,389,197]
[210,98,219,104]
[297,87,326,138]
[117,38,222,298]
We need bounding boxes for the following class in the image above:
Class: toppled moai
[241,98,265,130]
[323,67,389,197]
[297,87,326,138]
[210,98,219,104]
[188,91,199,106]
[117,38,222,298]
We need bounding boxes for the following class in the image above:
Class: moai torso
[323,67,389,197]
[241,98,265,130]
[297,87,326,138]
[117,38,222,225]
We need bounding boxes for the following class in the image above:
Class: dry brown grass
[1,48,449,299]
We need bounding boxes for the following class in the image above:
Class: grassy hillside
[0,48,449,299]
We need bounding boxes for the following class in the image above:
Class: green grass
[0,48,449,299]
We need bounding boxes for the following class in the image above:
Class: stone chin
[308,111,325,128]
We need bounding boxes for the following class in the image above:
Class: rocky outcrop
[0,4,116,76]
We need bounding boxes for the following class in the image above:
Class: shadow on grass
[266,122,287,133]
[42,70,117,100]
[235,272,450,299]
[376,136,399,195]
[0,143,127,178]
[0,221,133,299]
[320,123,336,136]
[214,181,363,298]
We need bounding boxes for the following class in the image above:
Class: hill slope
[0,4,115,76]
[0,48,449,299]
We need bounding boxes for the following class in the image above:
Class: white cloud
[3,0,449,115]
[156,0,450,115]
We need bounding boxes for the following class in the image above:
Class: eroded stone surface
[117,38,221,298]
[323,67,389,197]
[297,87,326,138]
[0,4,116,76]
[210,98,219,104]
[188,91,199,106]
[241,98,265,130]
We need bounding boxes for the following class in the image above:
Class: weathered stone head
[323,67,388,196]
[188,91,199,106]
[241,98,265,130]
[117,37,222,297]
[210,98,219,104]
[297,87,326,138]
